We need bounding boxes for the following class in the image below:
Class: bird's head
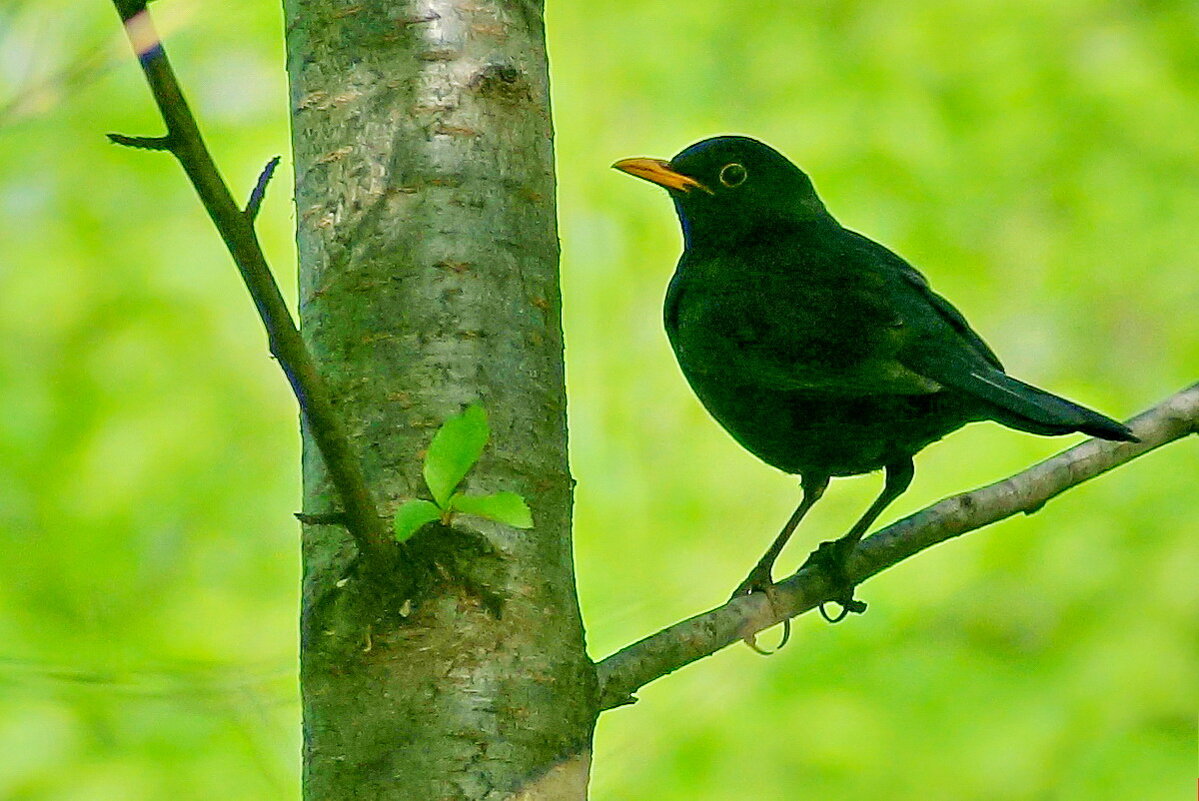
[613,136,829,248]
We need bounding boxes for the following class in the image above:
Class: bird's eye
[719,163,747,188]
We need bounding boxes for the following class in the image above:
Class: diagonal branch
[595,382,1199,711]
[108,1,396,568]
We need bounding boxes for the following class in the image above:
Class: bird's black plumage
[615,136,1135,620]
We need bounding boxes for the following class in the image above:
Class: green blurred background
[1,0,1196,798]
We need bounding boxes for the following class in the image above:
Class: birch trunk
[285,1,596,797]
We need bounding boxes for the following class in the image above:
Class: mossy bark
[284,1,596,797]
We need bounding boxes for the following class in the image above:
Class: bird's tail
[967,369,1138,442]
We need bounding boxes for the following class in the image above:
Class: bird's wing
[896,265,1003,371]
[855,236,1134,440]
[839,229,1003,371]
[857,238,1015,393]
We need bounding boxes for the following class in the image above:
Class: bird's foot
[802,539,868,623]
[728,565,791,654]
[728,563,776,601]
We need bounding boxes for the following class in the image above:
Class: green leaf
[448,491,533,529]
[392,499,442,542]
[423,403,490,507]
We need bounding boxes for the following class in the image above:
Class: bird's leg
[806,458,914,623]
[728,475,829,654]
[730,474,829,599]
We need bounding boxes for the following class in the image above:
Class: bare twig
[108,1,396,568]
[596,383,1199,711]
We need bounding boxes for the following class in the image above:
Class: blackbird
[614,136,1136,622]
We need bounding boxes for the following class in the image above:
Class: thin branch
[595,383,1199,711]
[109,1,397,568]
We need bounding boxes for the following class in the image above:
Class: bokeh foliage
[1,0,1195,799]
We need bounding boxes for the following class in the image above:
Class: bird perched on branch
[614,136,1136,622]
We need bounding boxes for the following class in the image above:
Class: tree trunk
[284,1,596,797]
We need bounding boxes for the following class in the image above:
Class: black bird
[614,136,1136,621]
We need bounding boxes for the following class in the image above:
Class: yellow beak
[612,157,712,194]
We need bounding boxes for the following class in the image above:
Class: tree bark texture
[284,1,595,798]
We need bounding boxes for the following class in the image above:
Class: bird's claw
[742,620,790,655]
[728,566,791,654]
[804,539,867,623]
[818,596,868,623]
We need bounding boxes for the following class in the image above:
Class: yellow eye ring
[719,163,747,187]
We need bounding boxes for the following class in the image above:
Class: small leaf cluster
[392,404,533,542]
